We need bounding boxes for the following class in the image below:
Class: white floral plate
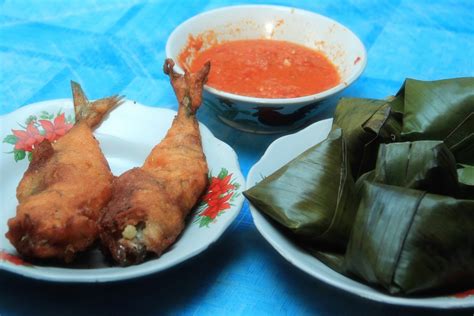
[247,118,474,309]
[0,99,245,282]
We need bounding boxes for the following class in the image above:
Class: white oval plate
[0,99,245,282]
[247,118,474,309]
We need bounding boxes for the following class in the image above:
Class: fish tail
[163,58,210,116]
[71,81,124,128]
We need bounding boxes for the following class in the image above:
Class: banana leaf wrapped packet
[244,97,403,250]
[333,98,402,178]
[245,77,474,296]
[345,182,474,295]
[244,128,357,250]
[346,141,474,294]
[368,140,459,196]
[391,77,474,164]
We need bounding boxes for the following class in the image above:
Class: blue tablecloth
[1,1,473,315]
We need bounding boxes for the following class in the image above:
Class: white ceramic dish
[246,118,474,308]
[0,99,245,282]
[166,5,366,133]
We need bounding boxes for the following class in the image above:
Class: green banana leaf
[307,248,346,275]
[444,113,473,148]
[390,77,474,140]
[444,113,474,164]
[449,134,474,165]
[372,141,459,196]
[246,77,474,297]
[244,128,357,250]
[457,164,474,198]
[333,98,402,178]
[354,169,375,197]
[458,164,474,186]
[345,181,474,295]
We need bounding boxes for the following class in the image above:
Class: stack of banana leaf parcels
[244,78,474,296]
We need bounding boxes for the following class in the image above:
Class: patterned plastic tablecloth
[1,0,473,315]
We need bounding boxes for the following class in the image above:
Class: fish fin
[163,59,210,116]
[71,81,124,128]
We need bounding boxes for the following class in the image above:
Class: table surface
[1,0,473,315]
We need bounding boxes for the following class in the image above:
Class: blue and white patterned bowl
[166,5,367,133]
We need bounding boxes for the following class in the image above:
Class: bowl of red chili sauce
[166,5,366,133]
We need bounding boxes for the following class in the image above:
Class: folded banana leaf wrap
[244,128,357,250]
[333,98,402,178]
[391,77,474,139]
[371,141,459,196]
[445,113,474,165]
[391,78,474,164]
[245,77,474,296]
[345,182,474,295]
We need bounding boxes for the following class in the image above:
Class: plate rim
[246,118,474,309]
[0,99,246,283]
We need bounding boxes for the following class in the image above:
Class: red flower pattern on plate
[0,250,30,266]
[202,174,235,202]
[209,174,235,192]
[39,113,73,142]
[454,289,474,299]
[195,168,240,227]
[3,110,74,162]
[12,122,44,152]
[201,192,232,219]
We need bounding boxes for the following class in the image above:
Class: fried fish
[99,59,210,265]
[6,83,123,262]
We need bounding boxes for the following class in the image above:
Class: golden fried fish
[6,83,123,262]
[99,59,210,265]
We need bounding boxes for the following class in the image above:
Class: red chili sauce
[180,39,340,99]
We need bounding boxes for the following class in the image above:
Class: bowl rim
[166,4,367,105]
